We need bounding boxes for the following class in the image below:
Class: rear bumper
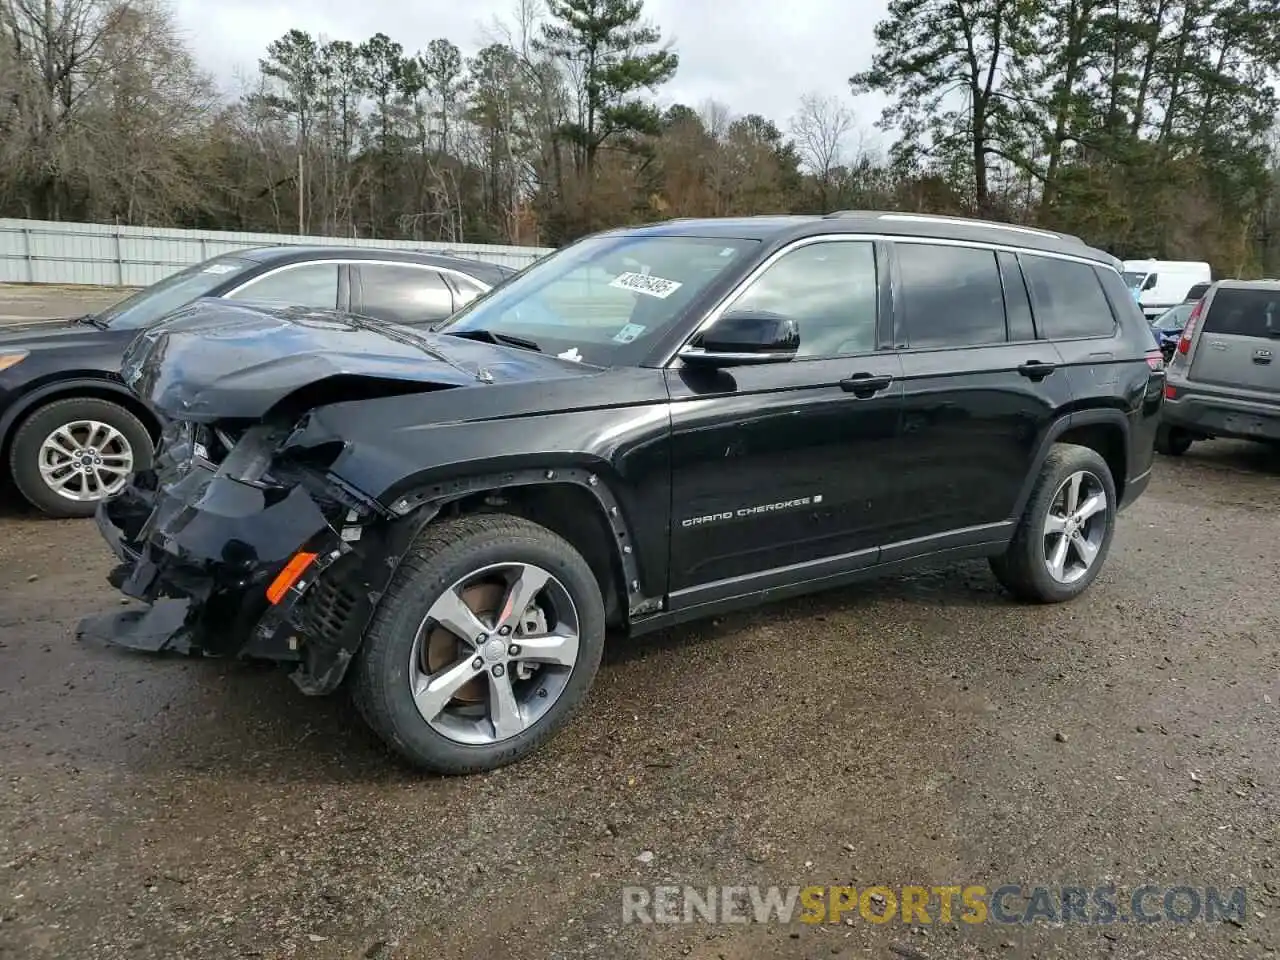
[1163,389,1280,442]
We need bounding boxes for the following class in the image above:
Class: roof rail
[825,210,1086,245]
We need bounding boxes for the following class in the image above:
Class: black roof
[231,245,515,284]
[611,211,1117,266]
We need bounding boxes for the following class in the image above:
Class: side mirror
[1143,274,1157,291]
[678,310,800,367]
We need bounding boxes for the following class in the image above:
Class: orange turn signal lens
[266,551,318,605]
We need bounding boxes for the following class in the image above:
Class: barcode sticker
[609,272,682,299]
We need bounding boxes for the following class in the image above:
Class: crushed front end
[84,418,398,695]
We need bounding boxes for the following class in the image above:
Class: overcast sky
[171,0,891,135]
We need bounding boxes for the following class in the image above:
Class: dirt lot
[2,289,1279,960]
[0,283,132,324]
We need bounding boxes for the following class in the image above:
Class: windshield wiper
[446,329,542,353]
[78,313,107,329]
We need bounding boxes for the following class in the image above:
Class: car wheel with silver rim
[352,513,606,774]
[1042,470,1108,584]
[989,442,1118,603]
[8,396,154,519]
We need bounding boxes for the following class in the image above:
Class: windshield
[435,234,761,365]
[1122,271,1148,290]
[98,256,256,329]
[1151,303,1193,331]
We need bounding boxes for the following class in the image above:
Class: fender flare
[284,465,651,696]
[0,377,157,449]
[385,464,650,612]
[1009,408,1131,521]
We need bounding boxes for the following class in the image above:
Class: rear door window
[896,243,1007,349]
[1202,288,1280,340]
[1019,255,1116,339]
[357,264,454,324]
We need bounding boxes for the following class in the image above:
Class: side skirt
[630,523,1015,637]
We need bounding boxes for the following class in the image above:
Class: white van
[1122,259,1212,319]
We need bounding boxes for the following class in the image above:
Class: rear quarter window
[1201,288,1280,339]
[1020,254,1117,340]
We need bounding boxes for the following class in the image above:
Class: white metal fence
[0,218,554,287]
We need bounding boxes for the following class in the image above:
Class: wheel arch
[0,377,161,463]
[387,466,653,628]
[1011,409,1130,521]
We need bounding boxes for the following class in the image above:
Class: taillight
[1145,350,1165,371]
[1165,384,1177,400]
[1177,299,1204,356]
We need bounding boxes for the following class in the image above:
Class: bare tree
[0,0,212,220]
[790,91,854,207]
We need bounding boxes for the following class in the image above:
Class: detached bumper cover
[84,456,337,662]
[84,440,428,694]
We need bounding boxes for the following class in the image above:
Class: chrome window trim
[662,232,1121,367]
[225,258,493,300]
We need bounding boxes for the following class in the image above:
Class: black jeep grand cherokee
[87,212,1164,774]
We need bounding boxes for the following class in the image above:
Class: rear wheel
[990,443,1117,604]
[1155,424,1193,456]
[352,513,606,774]
[9,397,153,518]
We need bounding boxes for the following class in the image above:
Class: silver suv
[1158,279,1280,455]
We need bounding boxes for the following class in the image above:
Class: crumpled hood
[122,298,594,421]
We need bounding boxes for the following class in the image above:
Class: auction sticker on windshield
[610,272,682,299]
[612,323,646,344]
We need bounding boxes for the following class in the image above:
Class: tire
[352,513,607,774]
[1155,424,1193,456]
[8,396,154,519]
[989,442,1118,604]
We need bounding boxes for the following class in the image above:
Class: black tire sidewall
[1155,424,1192,456]
[1014,446,1118,602]
[355,516,606,774]
[9,397,154,518]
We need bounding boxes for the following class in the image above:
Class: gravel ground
[0,283,133,325]
[1,291,1279,960]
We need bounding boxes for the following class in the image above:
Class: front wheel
[9,396,154,518]
[351,513,606,774]
[989,443,1117,604]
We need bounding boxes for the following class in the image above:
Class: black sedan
[0,246,514,517]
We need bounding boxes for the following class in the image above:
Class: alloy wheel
[1042,469,1108,584]
[409,561,580,745]
[37,420,135,502]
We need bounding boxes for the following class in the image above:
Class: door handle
[1017,360,1058,380]
[1253,350,1272,365]
[840,372,893,397]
